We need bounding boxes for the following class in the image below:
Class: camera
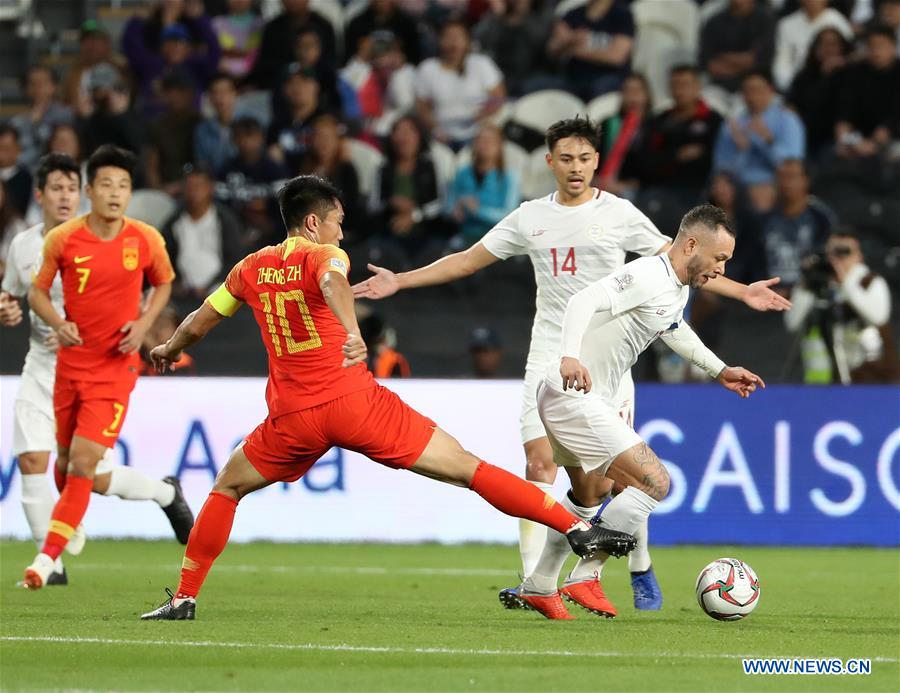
[800,253,834,293]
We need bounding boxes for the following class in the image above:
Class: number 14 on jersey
[550,247,577,277]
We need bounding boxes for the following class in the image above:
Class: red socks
[41,475,93,560]
[176,492,238,599]
[469,462,580,535]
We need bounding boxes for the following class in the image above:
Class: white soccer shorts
[536,381,642,476]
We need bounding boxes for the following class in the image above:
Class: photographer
[786,230,896,384]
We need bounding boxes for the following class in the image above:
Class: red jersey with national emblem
[210,236,374,417]
[33,215,175,381]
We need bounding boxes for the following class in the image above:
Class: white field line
[60,563,514,577]
[3,636,896,663]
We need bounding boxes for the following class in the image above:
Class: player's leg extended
[23,435,107,589]
[92,455,194,544]
[519,437,556,579]
[409,427,633,558]
[141,445,272,620]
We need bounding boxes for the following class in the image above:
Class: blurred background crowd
[0,0,897,383]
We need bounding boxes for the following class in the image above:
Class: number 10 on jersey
[550,247,577,276]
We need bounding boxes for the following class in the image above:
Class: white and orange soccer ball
[695,557,761,621]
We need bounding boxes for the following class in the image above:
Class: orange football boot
[560,577,617,618]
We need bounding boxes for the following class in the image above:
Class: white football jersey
[545,254,690,401]
[2,223,63,357]
[481,189,670,352]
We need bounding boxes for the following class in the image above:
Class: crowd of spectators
[0,0,897,380]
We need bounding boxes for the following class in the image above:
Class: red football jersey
[208,236,374,417]
[33,215,175,381]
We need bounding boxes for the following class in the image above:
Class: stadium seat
[429,141,457,196]
[510,90,586,136]
[631,0,699,108]
[347,138,385,199]
[126,189,177,229]
[455,141,529,176]
[554,0,588,17]
[521,148,555,201]
[310,0,345,58]
[586,92,622,123]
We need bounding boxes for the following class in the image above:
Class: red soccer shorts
[243,384,437,483]
[54,375,137,449]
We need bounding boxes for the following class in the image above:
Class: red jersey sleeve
[310,246,351,283]
[142,225,175,286]
[33,226,67,290]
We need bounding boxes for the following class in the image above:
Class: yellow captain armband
[206,283,242,317]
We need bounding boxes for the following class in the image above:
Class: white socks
[104,467,175,507]
[628,520,652,573]
[20,473,64,572]
[523,492,600,595]
[518,481,552,578]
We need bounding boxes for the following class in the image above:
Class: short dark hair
[0,123,20,142]
[670,63,700,78]
[742,68,774,87]
[678,203,735,237]
[545,116,601,153]
[276,175,342,232]
[35,152,81,190]
[867,23,897,43]
[86,144,136,184]
[828,227,860,242]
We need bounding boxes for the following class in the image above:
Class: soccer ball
[695,557,760,621]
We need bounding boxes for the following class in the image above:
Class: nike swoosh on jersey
[73,256,93,263]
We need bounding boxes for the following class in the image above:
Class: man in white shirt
[353,117,789,616]
[519,203,764,618]
[0,154,193,585]
[773,0,853,91]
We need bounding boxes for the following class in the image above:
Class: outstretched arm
[661,322,764,397]
[150,302,225,373]
[320,271,367,368]
[701,274,792,311]
[352,242,499,299]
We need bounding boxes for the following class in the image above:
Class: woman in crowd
[447,123,520,248]
[368,115,445,266]
[596,72,652,198]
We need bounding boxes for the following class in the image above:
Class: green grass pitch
[1,540,897,691]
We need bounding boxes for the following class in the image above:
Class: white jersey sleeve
[619,200,671,256]
[481,207,526,260]
[2,233,28,296]
[599,257,673,315]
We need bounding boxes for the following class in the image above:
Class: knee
[17,453,49,475]
[66,454,97,478]
[525,447,556,483]
[570,473,613,507]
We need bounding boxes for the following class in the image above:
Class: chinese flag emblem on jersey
[123,239,139,270]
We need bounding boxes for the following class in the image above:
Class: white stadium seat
[510,89,586,135]
[586,91,622,123]
[347,138,385,199]
[631,0,700,108]
[429,141,457,196]
[126,189,178,229]
[521,148,555,201]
